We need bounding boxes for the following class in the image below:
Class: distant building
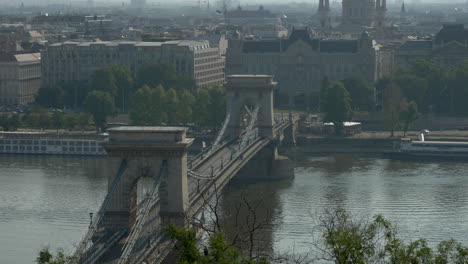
[226,28,390,105]
[395,24,468,69]
[226,6,281,26]
[131,0,146,8]
[0,53,41,106]
[41,40,225,88]
[331,0,388,36]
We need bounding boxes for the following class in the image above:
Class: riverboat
[387,136,468,160]
[0,132,107,156]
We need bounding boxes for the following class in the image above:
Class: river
[1,152,468,263]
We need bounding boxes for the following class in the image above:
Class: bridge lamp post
[89,212,93,227]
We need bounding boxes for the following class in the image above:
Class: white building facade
[41,40,225,88]
[0,53,41,106]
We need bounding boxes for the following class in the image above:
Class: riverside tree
[342,75,373,111]
[84,91,116,131]
[324,82,352,135]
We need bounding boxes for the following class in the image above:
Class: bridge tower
[101,127,194,230]
[225,75,276,139]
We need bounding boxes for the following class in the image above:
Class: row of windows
[0,139,98,146]
[0,145,104,152]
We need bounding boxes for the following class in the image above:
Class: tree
[324,82,352,135]
[64,113,77,130]
[320,76,331,112]
[317,208,468,264]
[76,113,91,130]
[394,71,428,110]
[84,91,116,131]
[193,88,211,127]
[400,100,419,137]
[407,58,447,113]
[165,225,269,264]
[130,85,154,125]
[51,112,65,130]
[36,85,64,109]
[166,87,180,125]
[448,61,468,115]
[91,68,117,96]
[109,65,133,112]
[342,75,373,111]
[151,85,168,124]
[25,112,40,128]
[383,83,405,137]
[178,90,196,124]
[36,247,74,264]
[62,81,89,109]
[8,114,22,131]
[136,62,178,89]
[207,87,226,128]
[130,85,167,125]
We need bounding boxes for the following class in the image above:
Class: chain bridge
[72,75,298,264]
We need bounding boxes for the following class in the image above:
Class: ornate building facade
[226,28,390,105]
[319,0,387,35]
[395,24,468,69]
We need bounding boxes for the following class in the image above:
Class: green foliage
[130,85,225,128]
[36,85,64,109]
[166,88,180,125]
[36,247,74,264]
[62,81,89,109]
[207,87,226,128]
[324,82,352,135]
[406,58,447,112]
[178,90,196,124]
[342,75,373,111]
[130,85,167,125]
[192,88,212,127]
[320,208,468,264]
[91,68,117,96]
[108,65,134,112]
[448,61,468,115]
[320,76,331,112]
[382,83,405,137]
[84,91,116,130]
[393,70,428,109]
[51,112,65,130]
[136,62,196,91]
[400,100,419,136]
[0,113,22,131]
[164,224,269,264]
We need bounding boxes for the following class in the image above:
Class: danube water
[1,152,468,263]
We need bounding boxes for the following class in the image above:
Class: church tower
[375,0,387,28]
[318,0,331,29]
[400,1,407,23]
[341,0,375,27]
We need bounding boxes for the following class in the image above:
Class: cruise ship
[388,135,468,160]
[0,132,107,156]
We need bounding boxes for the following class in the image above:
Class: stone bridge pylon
[225,75,276,139]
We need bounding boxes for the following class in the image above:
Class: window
[41,146,46,151]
